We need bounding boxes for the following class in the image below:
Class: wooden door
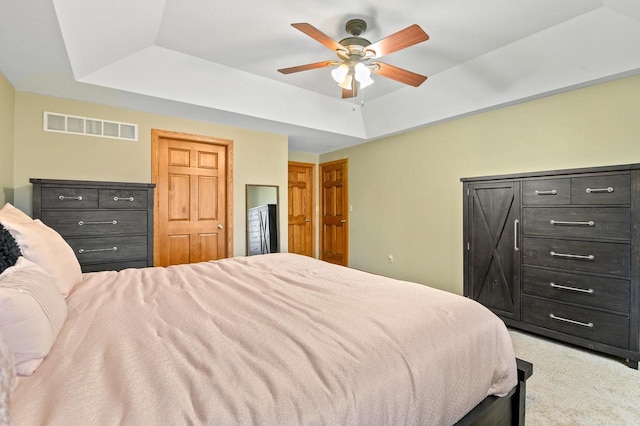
[288,162,315,257]
[465,181,520,319]
[152,129,233,266]
[320,159,348,266]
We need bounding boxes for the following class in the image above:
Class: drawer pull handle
[78,220,118,226]
[549,251,595,261]
[58,195,83,201]
[549,313,593,328]
[550,282,595,294]
[585,187,613,194]
[549,220,595,227]
[535,190,557,195]
[78,247,118,254]
[113,196,135,202]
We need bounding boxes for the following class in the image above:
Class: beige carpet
[509,329,640,425]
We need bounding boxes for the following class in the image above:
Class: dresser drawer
[248,245,262,256]
[522,237,630,277]
[248,221,260,233]
[41,187,98,209]
[523,266,630,313]
[98,189,150,209]
[67,236,148,264]
[522,179,570,205]
[522,207,630,240]
[41,210,147,237]
[81,260,149,273]
[571,174,630,205]
[522,296,629,348]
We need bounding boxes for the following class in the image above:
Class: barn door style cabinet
[247,204,278,256]
[462,164,640,369]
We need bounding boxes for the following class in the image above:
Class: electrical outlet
[387,254,394,263]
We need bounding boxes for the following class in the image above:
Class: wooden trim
[151,129,234,264]
[343,160,348,265]
[226,141,234,258]
[288,161,316,258]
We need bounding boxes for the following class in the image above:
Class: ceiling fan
[278,18,429,99]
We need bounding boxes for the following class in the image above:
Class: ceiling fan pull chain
[352,95,357,111]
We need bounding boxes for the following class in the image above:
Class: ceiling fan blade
[291,23,346,53]
[365,24,429,58]
[342,82,358,99]
[278,61,337,74]
[372,62,428,87]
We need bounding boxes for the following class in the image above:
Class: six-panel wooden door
[152,129,233,266]
[288,162,315,257]
[320,159,348,266]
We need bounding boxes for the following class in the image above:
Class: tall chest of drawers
[462,164,639,368]
[31,178,155,272]
[247,204,278,256]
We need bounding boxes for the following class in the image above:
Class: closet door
[465,181,521,320]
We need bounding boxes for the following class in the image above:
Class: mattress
[11,253,517,425]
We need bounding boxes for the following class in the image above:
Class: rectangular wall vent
[43,111,138,141]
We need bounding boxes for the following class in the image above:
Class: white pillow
[0,203,33,224]
[2,219,82,297]
[0,257,68,376]
[0,329,15,425]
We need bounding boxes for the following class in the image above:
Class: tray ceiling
[1,0,639,153]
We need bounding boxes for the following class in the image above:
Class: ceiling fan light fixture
[338,73,353,90]
[279,20,429,98]
[354,62,374,88]
[331,63,350,84]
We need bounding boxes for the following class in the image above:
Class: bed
[0,203,531,425]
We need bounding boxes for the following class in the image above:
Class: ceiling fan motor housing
[345,18,367,36]
[337,18,373,61]
[337,37,371,60]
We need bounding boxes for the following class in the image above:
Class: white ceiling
[1,0,640,153]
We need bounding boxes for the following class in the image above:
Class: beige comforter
[11,253,516,425]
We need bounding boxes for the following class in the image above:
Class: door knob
[341,219,346,223]
[218,224,224,230]
[305,218,310,222]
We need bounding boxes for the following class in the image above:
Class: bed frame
[456,358,533,426]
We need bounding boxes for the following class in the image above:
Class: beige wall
[6,75,640,290]
[320,74,640,294]
[12,92,289,256]
[0,72,15,205]
[288,151,319,164]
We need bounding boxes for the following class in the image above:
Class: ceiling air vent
[43,111,138,141]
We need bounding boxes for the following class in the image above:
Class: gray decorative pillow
[0,223,21,274]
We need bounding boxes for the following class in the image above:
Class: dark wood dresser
[247,204,278,256]
[30,178,155,272]
[461,164,639,368]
